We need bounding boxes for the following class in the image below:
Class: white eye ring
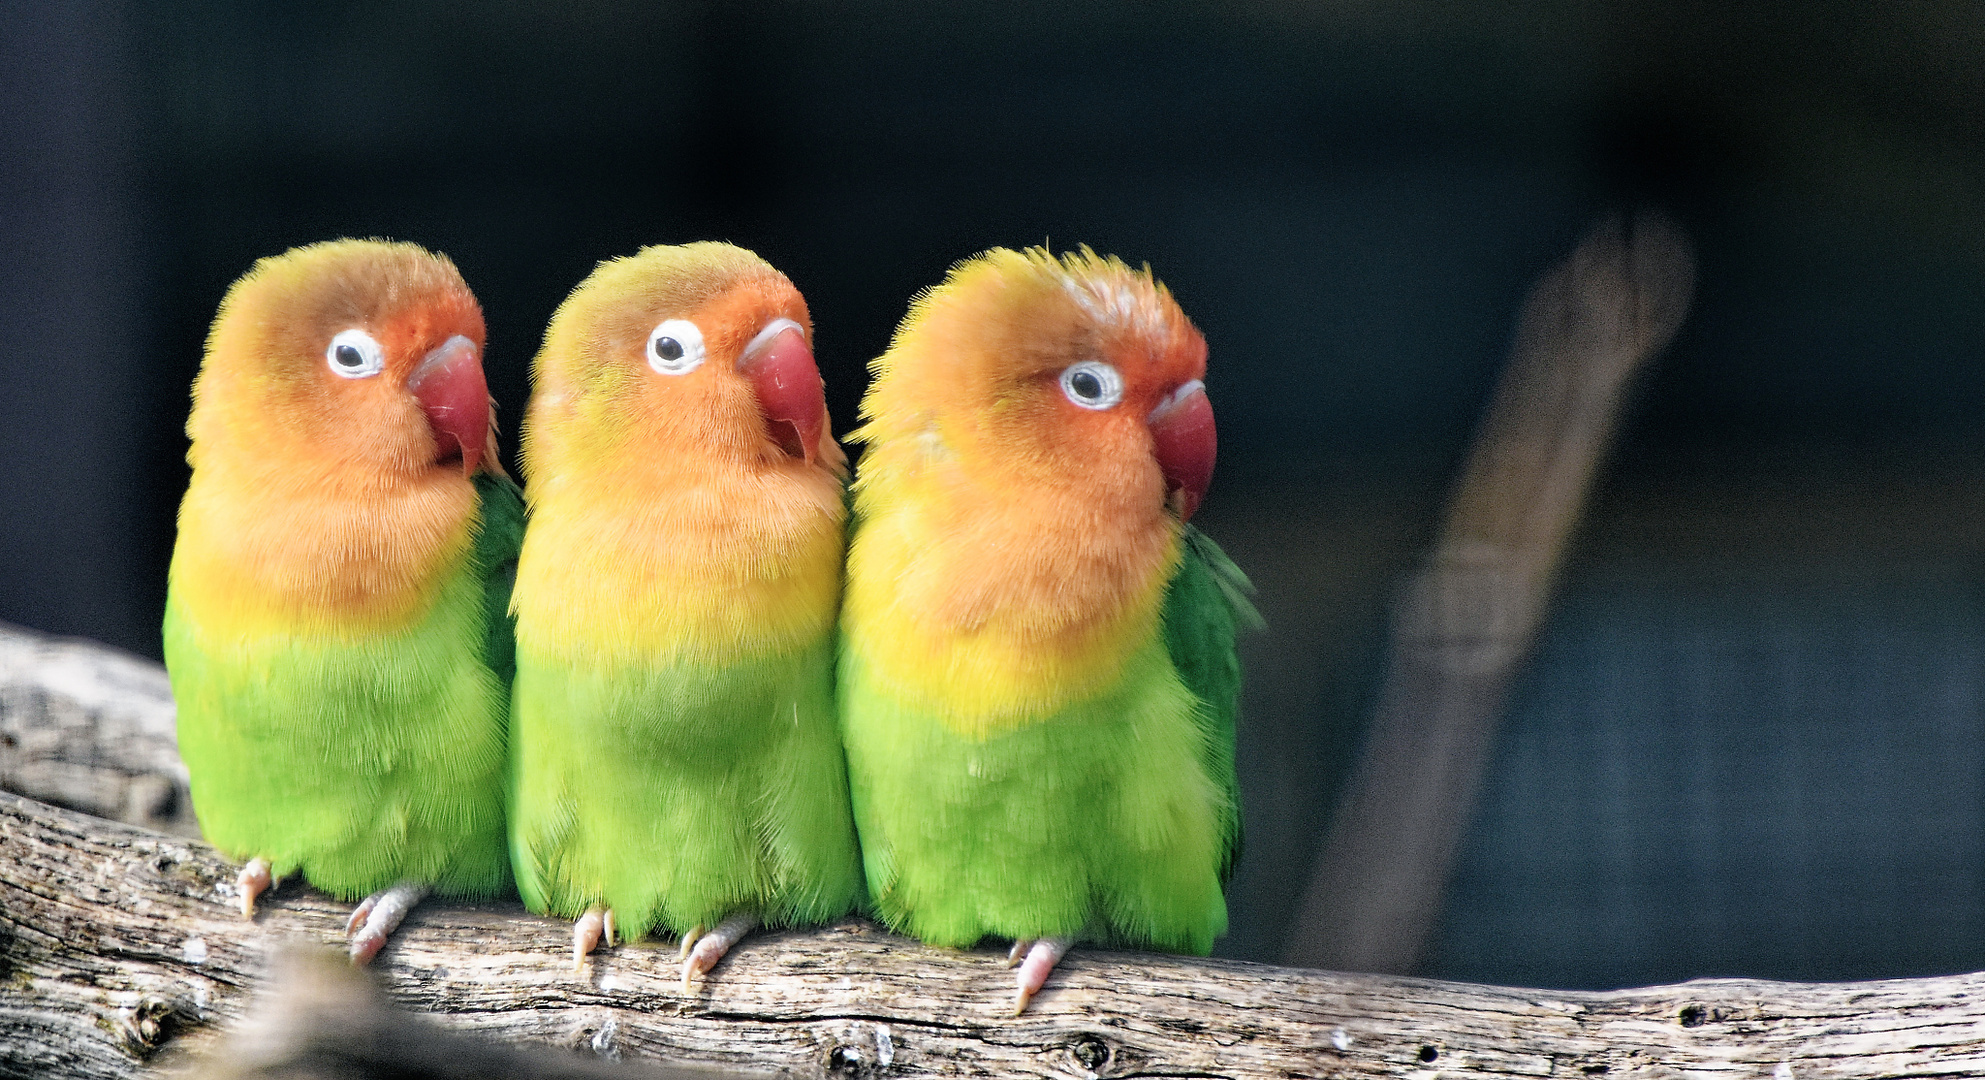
[326,328,385,379]
[1059,360,1124,410]
[647,318,707,375]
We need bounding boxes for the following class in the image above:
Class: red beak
[1149,379,1216,521]
[407,334,489,476]
[739,321,827,464]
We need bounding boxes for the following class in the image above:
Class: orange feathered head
[191,238,495,482]
[523,242,842,484]
[856,246,1215,519]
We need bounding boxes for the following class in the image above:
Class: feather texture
[165,239,516,901]
[839,247,1249,955]
[507,243,860,940]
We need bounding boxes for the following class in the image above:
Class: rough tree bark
[7,633,1985,1080]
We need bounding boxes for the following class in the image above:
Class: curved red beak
[740,321,827,464]
[1149,379,1216,521]
[407,334,489,476]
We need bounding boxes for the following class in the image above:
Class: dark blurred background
[6,0,1985,990]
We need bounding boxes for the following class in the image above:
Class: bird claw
[344,895,373,938]
[681,913,759,992]
[346,882,429,966]
[572,906,614,972]
[1011,937,1072,1016]
[237,858,273,920]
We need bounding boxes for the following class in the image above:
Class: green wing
[472,471,526,687]
[1161,525,1261,884]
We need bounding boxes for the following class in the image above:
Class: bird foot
[237,858,274,919]
[682,913,759,991]
[1011,936,1072,1015]
[345,882,430,965]
[572,906,615,972]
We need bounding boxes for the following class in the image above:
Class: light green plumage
[165,472,524,900]
[507,635,862,938]
[839,526,1255,954]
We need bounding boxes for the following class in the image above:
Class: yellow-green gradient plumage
[507,242,860,952]
[165,239,522,904]
[839,247,1253,963]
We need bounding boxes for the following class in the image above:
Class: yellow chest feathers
[842,464,1181,735]
[513,462,845,667]
[170,462,479,638]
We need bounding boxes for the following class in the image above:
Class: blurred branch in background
[1284,213,1696,974]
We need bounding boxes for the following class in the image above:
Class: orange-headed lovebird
[838,247,1255,1013]
[507,243,860,983]
[165,239,524,963]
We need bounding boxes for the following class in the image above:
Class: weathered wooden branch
[0,624,196,837]
[1286,213,1697,974]
[13,787,1985,1079]
[10,612,1985,1079]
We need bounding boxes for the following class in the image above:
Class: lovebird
[165,239,524,963]
[507,242,861,983]
[838,247,1255,1014]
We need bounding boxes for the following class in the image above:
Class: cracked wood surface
[8,790,1985,1079]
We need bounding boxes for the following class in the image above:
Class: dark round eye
[325,328,385,378]
[646,318,707,375]
[1058,360,1124,410]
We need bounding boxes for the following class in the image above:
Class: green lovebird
[164,239,524,963]
[838,247,1256,1014]
[507,242,861,984]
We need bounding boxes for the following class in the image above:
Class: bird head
[195,239,495,482]
[526,242,839,478]
[863,246,1214,520]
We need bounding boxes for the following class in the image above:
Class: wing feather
[472,471,527,686]
[1161,525,1259,884]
